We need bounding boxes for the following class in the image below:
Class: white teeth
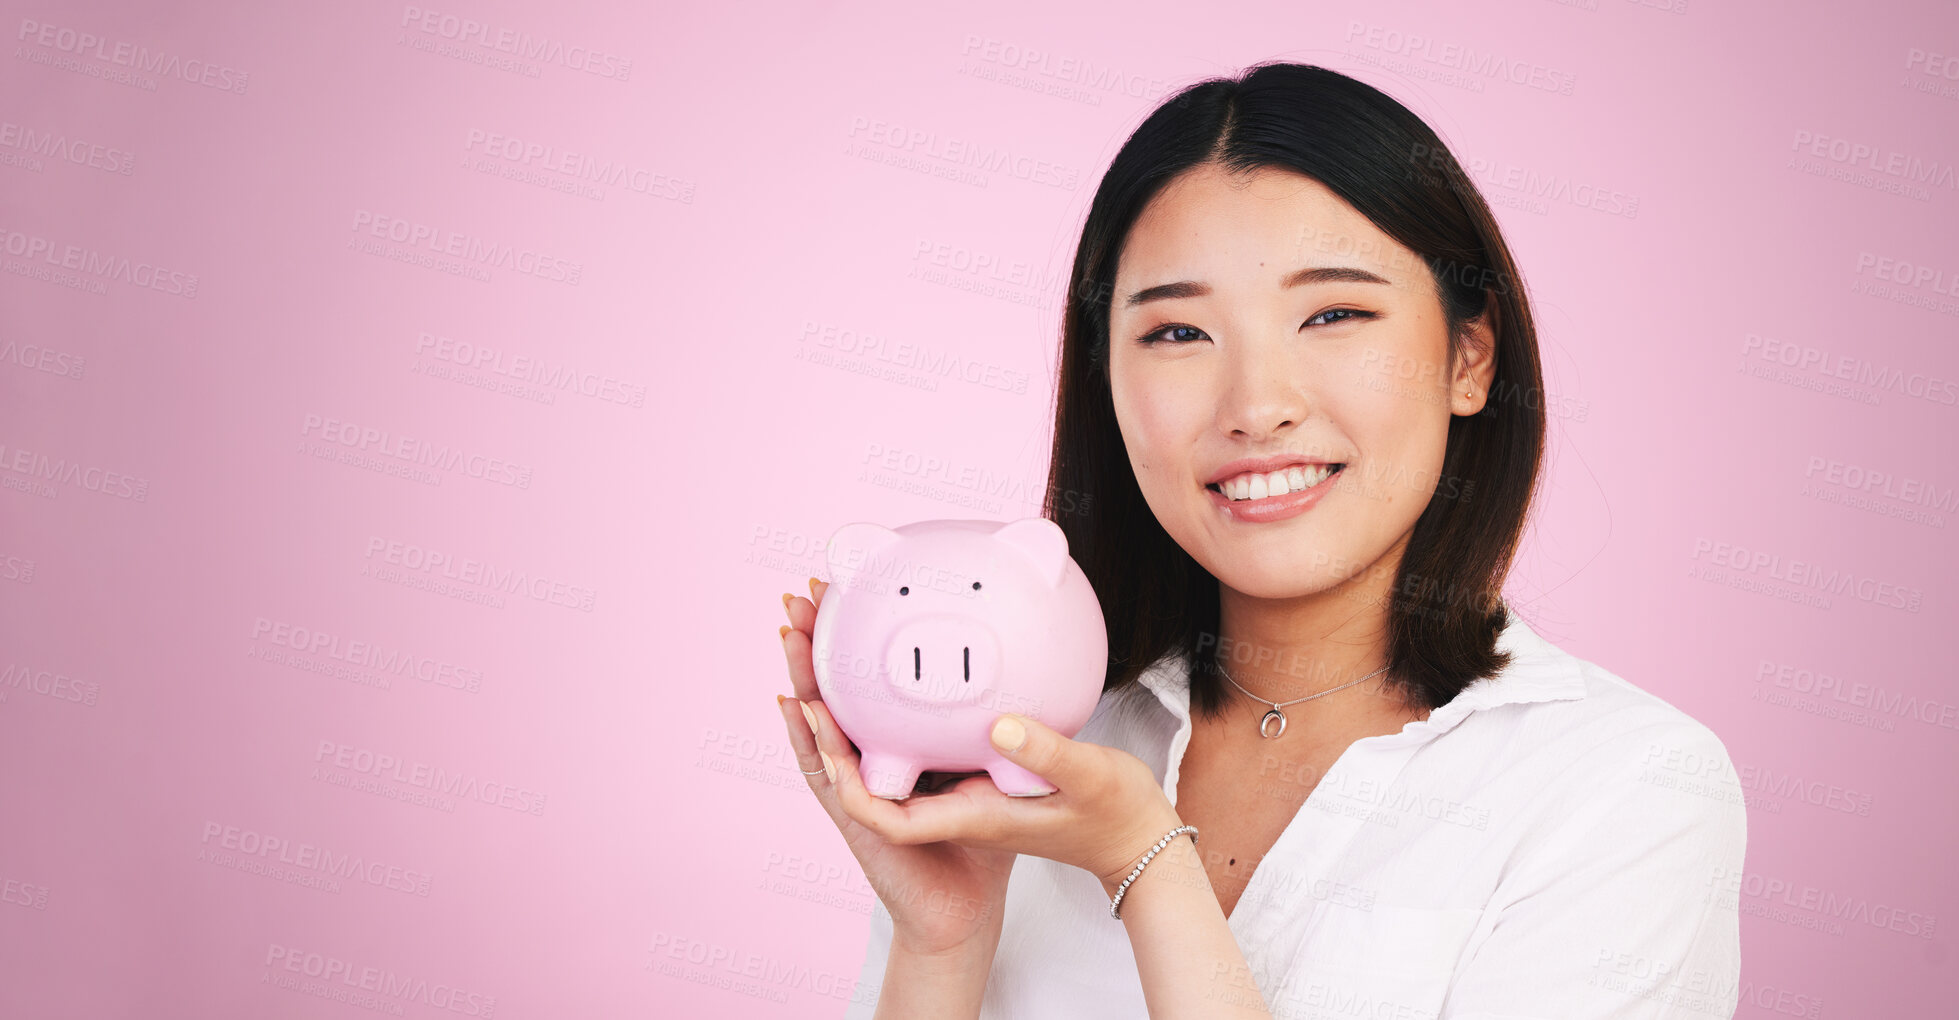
[1219,465,1337,501]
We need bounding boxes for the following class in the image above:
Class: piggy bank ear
[993,517,1071,588]
[826,522,903,589]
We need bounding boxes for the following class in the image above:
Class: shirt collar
[1132,610,1589,740]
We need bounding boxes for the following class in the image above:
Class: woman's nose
[1215,340,1307,439]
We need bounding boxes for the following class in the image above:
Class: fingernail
[778,624,791,640]
[819,750,836,783]
[781,593,792,610]
[991,715,1026,753]
[808,576,819,596]
[776,694,786,706]
[801,701,821,735]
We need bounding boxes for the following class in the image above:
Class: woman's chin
[1210,562,1357,603]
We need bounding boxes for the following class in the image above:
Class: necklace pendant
[1258,708,1287,739]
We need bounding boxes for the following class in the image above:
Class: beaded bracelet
[1109,824,1199,919]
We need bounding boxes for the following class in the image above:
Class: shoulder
[1463,618,1736,776]
[1575,659,1738,791]
[1450,622,1747,853]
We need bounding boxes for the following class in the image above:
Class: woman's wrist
[889,916,1004,963]
[1097,808,1199,899]
[1092,827,1274,1017]
[876,924,1002,1020]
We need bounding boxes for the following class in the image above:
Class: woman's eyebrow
[1123,265,1392,308]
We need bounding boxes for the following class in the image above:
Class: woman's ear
[1453,306,1499,417]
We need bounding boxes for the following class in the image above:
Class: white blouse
[843,612,1748,1019]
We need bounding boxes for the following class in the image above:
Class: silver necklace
[1214,661,1392,738]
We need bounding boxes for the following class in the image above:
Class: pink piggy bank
[811,517,1108,800]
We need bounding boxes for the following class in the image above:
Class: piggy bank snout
[885,616,1002,704]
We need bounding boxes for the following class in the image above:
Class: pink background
[3,0,1954,1016]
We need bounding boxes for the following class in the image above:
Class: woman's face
[1107,162,1495,601]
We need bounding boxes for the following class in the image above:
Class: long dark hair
[1044,62,1547,720]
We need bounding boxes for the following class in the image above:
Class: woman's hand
[778,578,1185,910]
[811,697,1183,892]
[777,578,1018,959]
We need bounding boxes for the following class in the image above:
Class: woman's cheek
[1121,383,1192,469]
[1338,408,1440,510]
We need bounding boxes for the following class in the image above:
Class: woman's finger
[779,695,860,827]
[779,693,819,759]
[797,699,1066,853]
[782,627,862,757]
[985,715,1085,794]
[786,576,829,633]
[780,621,822,705]
[786,593,816,633]
[803,698,935,843]
[801,697,859,780]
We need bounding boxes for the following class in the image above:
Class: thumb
[989,713,1079,784]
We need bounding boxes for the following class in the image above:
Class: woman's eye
[1135,310,1374,345]
[1135,323,1209,345]
[1304,307,1377,328]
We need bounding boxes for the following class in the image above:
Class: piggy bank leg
[856,752,924,801]
[985,759,1058,797]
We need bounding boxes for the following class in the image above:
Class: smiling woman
[781,60,1745,1020]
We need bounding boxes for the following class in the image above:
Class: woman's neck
[1208,545,1424,740]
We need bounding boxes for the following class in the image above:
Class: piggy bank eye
[899,586,909,595]
[972,581,981,590]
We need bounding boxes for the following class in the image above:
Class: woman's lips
[1204,464,1344,523]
